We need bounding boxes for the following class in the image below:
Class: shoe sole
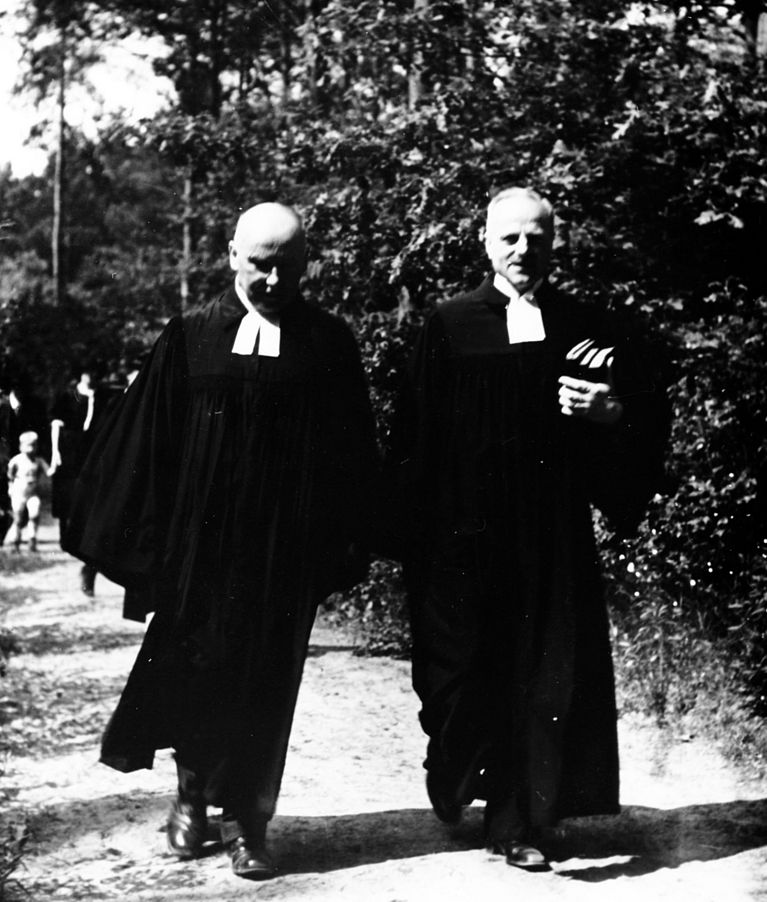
[233,865,278,880]
[506,858,551,872]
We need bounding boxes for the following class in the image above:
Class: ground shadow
[26,790,484,866]
[550,799,767,879]
[25,792,767,879]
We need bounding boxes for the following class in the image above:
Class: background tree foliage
[1,0,766,750]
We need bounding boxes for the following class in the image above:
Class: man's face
[229,227,305,319]
[484,196,553,294]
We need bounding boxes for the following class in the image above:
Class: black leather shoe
[425,770,462,825]
[490,839,550,872]
[225,835,277,880]
[166,798,207,860]
[80,565,96,597]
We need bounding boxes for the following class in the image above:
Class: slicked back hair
[486,187,554,233]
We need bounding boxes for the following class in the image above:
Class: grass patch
[0,817,27,902]
[10,623,140,657]
[0,548,64,578]
[612,611,767,781]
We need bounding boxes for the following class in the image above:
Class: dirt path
[1,518,767,901]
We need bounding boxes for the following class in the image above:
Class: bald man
[388,188,669,870]
[64,203,378,879]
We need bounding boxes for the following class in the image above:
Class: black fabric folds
[386,277,669,828]
[63,291,378,816]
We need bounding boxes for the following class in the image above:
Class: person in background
[124,359,142,390]
[0,385,13,545]
[49,369,107,596]
[6,430,49,553]
[0,378,48,545]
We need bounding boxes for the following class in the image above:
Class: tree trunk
[757,11,767,59]
[408,0,428,110]
[281,27,293,104]
[304,0,318,106]
[180,167,193,313]
[209,0,226,117]
[52,29,66,305]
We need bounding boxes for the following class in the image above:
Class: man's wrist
[601,398,623,425]
[586,397,623,425]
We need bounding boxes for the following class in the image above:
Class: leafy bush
[325,558,410,658]
[0,630,19,679]
[3,0,766,750]
[0,630,25,901]
[598,289,767,716]
[352,308,423,450]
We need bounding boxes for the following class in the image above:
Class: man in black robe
[50,369,108,594]
[64,203,378,879]
[390,188,668,870]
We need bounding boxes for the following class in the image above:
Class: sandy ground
[1,517,767,901]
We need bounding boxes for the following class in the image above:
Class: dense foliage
[0,627,25,899]
[1,1,766,748]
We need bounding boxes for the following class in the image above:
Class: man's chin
[251,295,291,316]
[505,267,536,293]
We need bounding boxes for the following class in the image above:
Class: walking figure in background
[0,385,14,544]
[388,188,669,871]
[0,379,47,545]
[64,202,377,879]
[49,370,104,595]
[6,431,48,553]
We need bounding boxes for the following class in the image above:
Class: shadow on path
[551,799,767,879]
[27,790,767,878]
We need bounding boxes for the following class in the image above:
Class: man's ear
[228,241,238,271]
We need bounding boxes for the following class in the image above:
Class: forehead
[487,196,551,236]
[234,229,303,261]
[238,238,298,258]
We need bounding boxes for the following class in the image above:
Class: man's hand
[558,375,623,425]
[48,450,62,475]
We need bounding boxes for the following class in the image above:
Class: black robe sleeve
[313,317,381,594]
[375,311,450,564]
[583,322,672,536]
[62,318,189,609]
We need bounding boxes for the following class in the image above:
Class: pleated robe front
[390,277,669,830]
[64,290,378,816]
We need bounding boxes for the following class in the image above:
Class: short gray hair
[486,187,554,231]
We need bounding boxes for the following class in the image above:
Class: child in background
[7,431,49,552]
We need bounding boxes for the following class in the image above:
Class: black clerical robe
[390,277,669,834]
[64,290,377,817]
[50,385,109,524]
